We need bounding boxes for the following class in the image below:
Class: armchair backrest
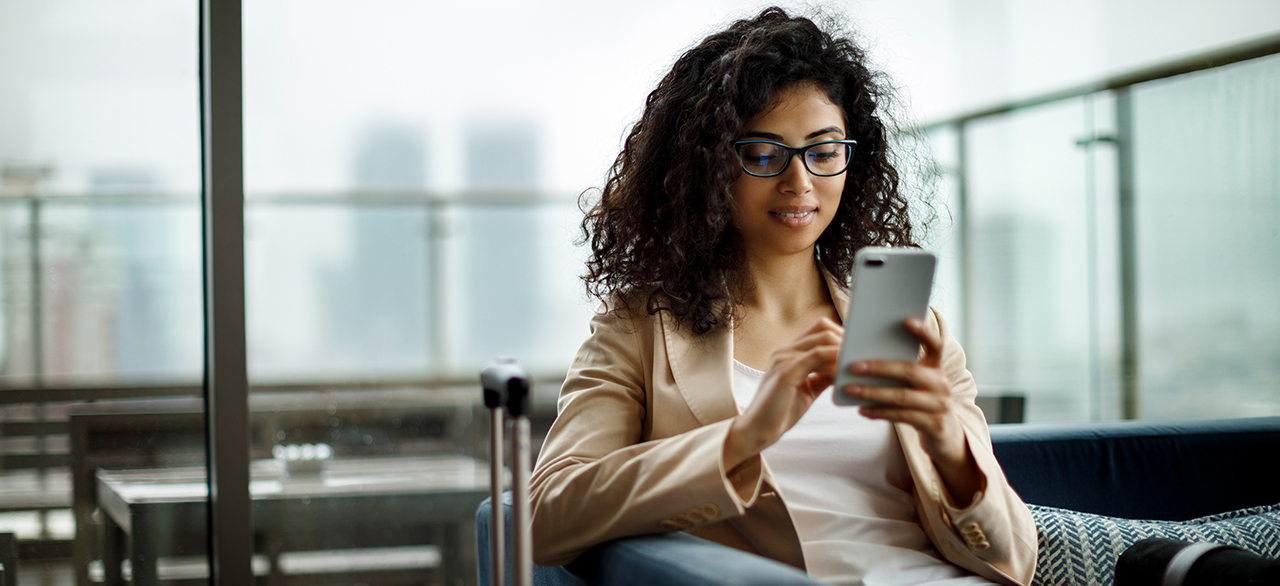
[990,416,1280,520]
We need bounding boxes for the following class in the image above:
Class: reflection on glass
[39,202,202,386]
[0,2,206,585]
[0,200,36,386]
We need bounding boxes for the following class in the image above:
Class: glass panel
[964,99,1098,422]
[441,200,589,375]
[39,201,202,386]
[0,201,35,386]
[0,1,206,585]
[1131,53,1280,419]
[240,3,602,583]
[245,202,432,383]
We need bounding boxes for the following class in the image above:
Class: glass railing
[0,191,592,393]
[923,40,1280,422]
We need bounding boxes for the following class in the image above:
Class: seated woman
[529,7,1037,586]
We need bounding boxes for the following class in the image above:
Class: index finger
[905,316,942,368]
[805,316,843,335]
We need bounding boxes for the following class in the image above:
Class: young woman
[529,8,1037,586]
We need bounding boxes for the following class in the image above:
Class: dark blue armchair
[477,416,1280,586]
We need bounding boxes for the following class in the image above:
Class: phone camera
[865,257,885,267]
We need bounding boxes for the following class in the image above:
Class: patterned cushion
[1029,503,1280,586]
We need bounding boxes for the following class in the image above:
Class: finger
[857,404,941,430]
[803,316,844,341]
[785,328,843,353]
[794,345,839,379]
[849,359,945,393]
[770,345,839,388]
[809,315,843,333]
[843,384,946,412]
[905,316,943,368]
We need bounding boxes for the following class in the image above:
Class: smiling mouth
[769,208,817,227]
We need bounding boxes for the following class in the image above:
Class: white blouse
[732,360,997,586]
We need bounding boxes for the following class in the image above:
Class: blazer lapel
[659,310,738,426]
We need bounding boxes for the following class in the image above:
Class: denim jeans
[476,494,822,586]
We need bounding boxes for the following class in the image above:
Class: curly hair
[581,7,919,335]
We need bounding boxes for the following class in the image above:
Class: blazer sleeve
[905,309,1038,586]
[528,309,763,567]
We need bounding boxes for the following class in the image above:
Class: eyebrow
[740,126,845,141]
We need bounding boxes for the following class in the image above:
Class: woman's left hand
[840,316,983,507]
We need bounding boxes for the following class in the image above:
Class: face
[730,83,847,262]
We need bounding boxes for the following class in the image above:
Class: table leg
[100,511,124,586]
[129,511,159,586]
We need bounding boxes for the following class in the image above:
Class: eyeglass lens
[737,141,851,177]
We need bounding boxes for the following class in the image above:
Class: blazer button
[701,503,721,519]
[660,520,680,531]
[685,509,706,523]
[973,539,991,551]
[673,514,693,528]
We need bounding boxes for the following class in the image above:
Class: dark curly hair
[581,7,920,335]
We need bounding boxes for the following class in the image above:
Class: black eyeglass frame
[732,139,859,177]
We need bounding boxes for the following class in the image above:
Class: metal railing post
[1114,87,1140,420]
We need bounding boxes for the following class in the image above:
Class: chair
[0,532,17,586]
[475,493,823,586]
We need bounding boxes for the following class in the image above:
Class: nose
[777,152,814,193]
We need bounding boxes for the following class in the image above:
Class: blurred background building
[0,0,1278,583]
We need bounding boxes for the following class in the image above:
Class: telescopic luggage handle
[481,359,532,586]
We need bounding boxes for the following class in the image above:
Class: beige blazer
[530,272,1038,586]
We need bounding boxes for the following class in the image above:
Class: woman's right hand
[723,317,842,469]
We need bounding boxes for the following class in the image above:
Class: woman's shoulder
[583,291,663,340]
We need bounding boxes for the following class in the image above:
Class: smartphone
[832,247,937,406]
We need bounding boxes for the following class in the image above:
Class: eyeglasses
[733,139,858,177]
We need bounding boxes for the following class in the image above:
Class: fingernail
[845,384,861,396]
[852,362,868,373]
[906,318,921,329]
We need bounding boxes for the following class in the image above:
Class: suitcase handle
[481,359,533,586]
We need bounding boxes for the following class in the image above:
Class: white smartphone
[832,247,937,406]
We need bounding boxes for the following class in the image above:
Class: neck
[738,250,829,321]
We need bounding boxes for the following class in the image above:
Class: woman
[529,8,1037,586]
